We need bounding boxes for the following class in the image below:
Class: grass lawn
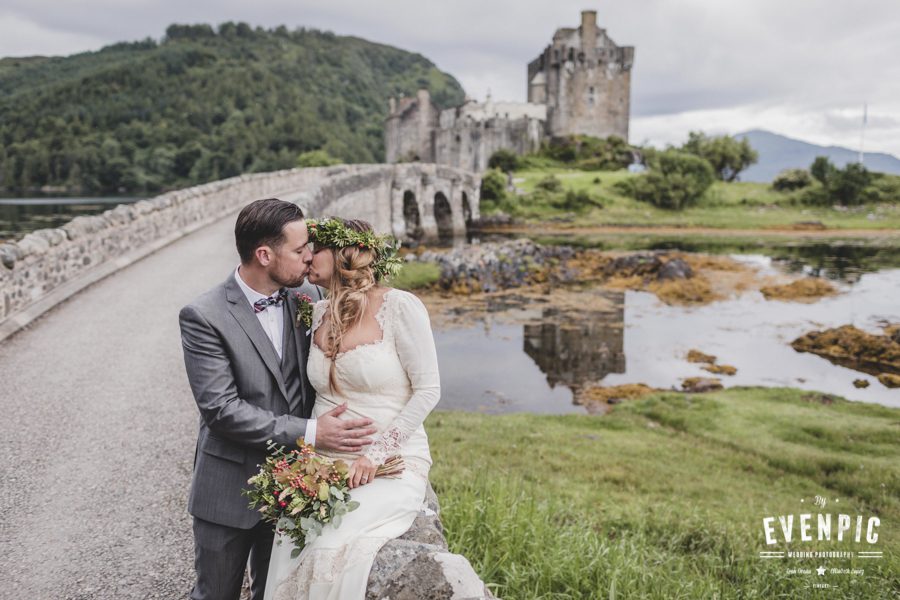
[493,168,900,230]
[426,387,899,599]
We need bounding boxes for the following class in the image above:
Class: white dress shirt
[234,266,316,445]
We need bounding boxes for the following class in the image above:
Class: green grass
[389,261,440,290]
[426,387,900,598]
[490,168,900,230]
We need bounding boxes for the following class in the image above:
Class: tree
[616,150,715,210]
[681,132,758,182]
[803,157,872,206]
[810,156,835,185]
[829,162,871,206]
[488,149,520,173]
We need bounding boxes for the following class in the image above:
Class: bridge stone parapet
[0,164,479,340]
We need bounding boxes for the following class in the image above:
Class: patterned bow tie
[253,289,287,313]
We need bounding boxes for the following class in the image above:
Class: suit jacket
[179,272,323,529]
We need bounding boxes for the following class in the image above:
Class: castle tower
[527,10,634,141]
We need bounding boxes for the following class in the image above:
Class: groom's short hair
[235,198,305,263]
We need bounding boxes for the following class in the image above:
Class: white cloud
[0,11,105,57]
[1,0,899,155]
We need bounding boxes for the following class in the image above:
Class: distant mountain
[0,23,465,195]
[734,129,900,182]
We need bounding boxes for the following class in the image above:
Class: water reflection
[522,295,625,393]
[0,197,142,242]
[432,269,900,414]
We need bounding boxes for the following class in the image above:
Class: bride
[264,218,440,600]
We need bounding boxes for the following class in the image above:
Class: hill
[0,23,465,195]
[735,129,900,182]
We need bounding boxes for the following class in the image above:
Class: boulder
[657,258,693,281]
[366,483,494,600]
[0,243,22,269]
[681,377,723,393]
[603,253,663,279]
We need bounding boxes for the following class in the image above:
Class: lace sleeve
[364,291,441,465]
[311,300,328,334]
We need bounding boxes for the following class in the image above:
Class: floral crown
[307,218,403,281]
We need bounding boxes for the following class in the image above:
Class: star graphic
[816,566,826,576]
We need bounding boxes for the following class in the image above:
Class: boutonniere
[294,293,314,329]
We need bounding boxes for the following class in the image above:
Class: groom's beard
[273,273,307,288]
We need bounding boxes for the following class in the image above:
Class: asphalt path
[0,212,241,599]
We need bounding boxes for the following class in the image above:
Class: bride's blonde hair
[321,218,378,393]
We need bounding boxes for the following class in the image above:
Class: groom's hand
[315,403,377,453]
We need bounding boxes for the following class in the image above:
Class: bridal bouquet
[244,438,404,557]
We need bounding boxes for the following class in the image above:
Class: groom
[179,198,377,600]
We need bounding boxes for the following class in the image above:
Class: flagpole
[858,102,867,165]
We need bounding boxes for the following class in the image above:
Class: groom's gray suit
[180,272,322,600]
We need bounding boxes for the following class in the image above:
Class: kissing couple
[179,197,440,600]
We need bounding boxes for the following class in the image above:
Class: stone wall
[0,164,479,334]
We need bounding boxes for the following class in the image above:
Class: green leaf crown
[307,218,403,281]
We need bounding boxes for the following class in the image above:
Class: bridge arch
[433,192,453,240]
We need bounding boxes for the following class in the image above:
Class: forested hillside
[0,23,465,195]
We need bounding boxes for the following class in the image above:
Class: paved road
[0,213,241,599]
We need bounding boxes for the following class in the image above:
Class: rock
[702,364,737,376]
[471,212,513,227]
[367,483,494,600]
[0,243,22,269]
[657,258,693,281]
[16,233,50,257]
[801,393,838,405]
[792,325,900,377]
[853,379,870,388]
[877,373,900,388]
[603,253,663,279]
[32,228,67,247]
[413,239,574,293]
[686,349,717,364]
[681,377,723,393]
[791,221,827,231]
[760,278,837,302]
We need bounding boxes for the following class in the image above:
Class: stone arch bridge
[0,163,480,337]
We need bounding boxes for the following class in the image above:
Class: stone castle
[384,10,634,172]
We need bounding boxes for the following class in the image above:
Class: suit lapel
[224,275,289,402]
[286,290,311,414]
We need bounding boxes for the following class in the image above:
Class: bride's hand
[347,456,377,489]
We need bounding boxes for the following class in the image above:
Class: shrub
[535,174,563,192]
[297,149,340,167]
[487,149,520,173]
[772,168,813,191]
[616,150,715,210]
[681,132,758,182]
[479,168,508,204]
[539,135,633,170]
[553,189,603,212]
[860,173,900,203]
[803,157,872,206]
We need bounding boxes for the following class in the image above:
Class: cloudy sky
[2,0,899,156]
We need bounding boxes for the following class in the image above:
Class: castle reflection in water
[522,289,625,394]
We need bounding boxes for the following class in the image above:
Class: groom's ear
[255,245,274,266]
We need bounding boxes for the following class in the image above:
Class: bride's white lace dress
[264,288,440,600]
